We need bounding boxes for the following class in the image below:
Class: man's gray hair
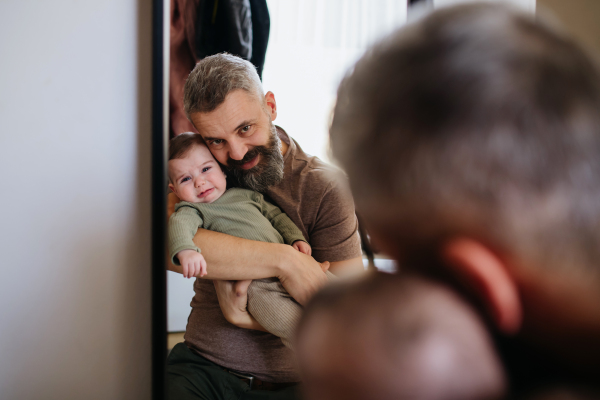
[183,53,264,119]
[330,3,600,274]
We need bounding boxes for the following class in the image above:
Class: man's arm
[167,229,329,304]
[329,257,365,277]
[167,193,329,305]
[213,280,268,332]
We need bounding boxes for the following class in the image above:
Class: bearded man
[325,3,600,398]
[166,53,364,400]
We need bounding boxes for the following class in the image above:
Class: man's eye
[209,139,224,148]
[202,167,211,173]
[241,125,251,134]
[181,177,191,183]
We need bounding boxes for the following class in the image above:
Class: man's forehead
[191,91,264,135]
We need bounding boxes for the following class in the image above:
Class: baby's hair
[168,132,209,184]
[169,132,206,161]
[296,273,506,400]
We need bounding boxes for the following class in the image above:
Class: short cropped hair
[330,3,600,274]
[183,53,264,119]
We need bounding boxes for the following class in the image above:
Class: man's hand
[177,250,207,278]
[292,240,312,256]
[167,192,181,219]
[279,248,330,306]
[213,280,266,331]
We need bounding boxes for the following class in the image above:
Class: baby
[167,132,331,349]
[296,272,507,400]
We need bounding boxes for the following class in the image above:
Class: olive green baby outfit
[168,187,331,349]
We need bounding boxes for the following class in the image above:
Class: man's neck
[280,139,289,157]
[276,126,290,157]
[517,268,600,376]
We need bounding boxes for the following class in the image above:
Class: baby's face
[168,144,227,204]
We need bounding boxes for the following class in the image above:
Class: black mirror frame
[152,0,168,398]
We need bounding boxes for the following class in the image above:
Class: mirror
[165,0,407,347]
[156,1,408,398]
[152,1,600,399]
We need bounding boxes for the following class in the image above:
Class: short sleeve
[309,179,362,263]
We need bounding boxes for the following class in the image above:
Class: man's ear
[264,91,277,121]
[441,238,522,335]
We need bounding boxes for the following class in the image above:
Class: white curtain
[263,0,408,161]
[433,0,535,13]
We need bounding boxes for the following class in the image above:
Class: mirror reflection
[165,0,404,397]
[161,1,600,400]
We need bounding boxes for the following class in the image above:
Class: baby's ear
[168,182,176,194]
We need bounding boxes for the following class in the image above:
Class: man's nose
[228,139,247,161]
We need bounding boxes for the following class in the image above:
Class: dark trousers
[167,343,301,400]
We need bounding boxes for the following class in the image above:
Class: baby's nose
[195,177,205,187]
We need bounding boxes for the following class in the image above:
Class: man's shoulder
[287,140,347,192]
[295,157,349,198]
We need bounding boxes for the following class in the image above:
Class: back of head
[183,53,264,118]
[296,273,506,400]
[330,3,600,275]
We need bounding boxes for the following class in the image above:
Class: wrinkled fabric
[169,0,270,137]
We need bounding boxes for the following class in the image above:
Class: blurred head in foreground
[330,0,600,383]
[296,273,506,400]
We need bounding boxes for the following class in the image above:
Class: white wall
[0,1,152,399]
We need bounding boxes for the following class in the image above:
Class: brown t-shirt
[183,127,362,382]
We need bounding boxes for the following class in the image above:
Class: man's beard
[226,123,284,193]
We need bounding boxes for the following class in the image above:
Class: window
[262,0,408,162]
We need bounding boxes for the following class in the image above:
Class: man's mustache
[227,146,268,168]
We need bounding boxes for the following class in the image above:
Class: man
[166,53,363,399]
[324,3,600,398]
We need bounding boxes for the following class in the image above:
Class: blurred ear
[264,91,277,121]
[168,183,176,195]
[441,238,522,334]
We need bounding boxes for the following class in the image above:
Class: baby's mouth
[198,188,214,198]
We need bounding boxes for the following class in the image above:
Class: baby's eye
[181,176,191,183]
[202,166,211,173]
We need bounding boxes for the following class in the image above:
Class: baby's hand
[177,250,207,279]
[292,240,312,256]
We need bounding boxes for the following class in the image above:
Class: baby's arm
[168,205,207,278]
[257,193,310,248]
